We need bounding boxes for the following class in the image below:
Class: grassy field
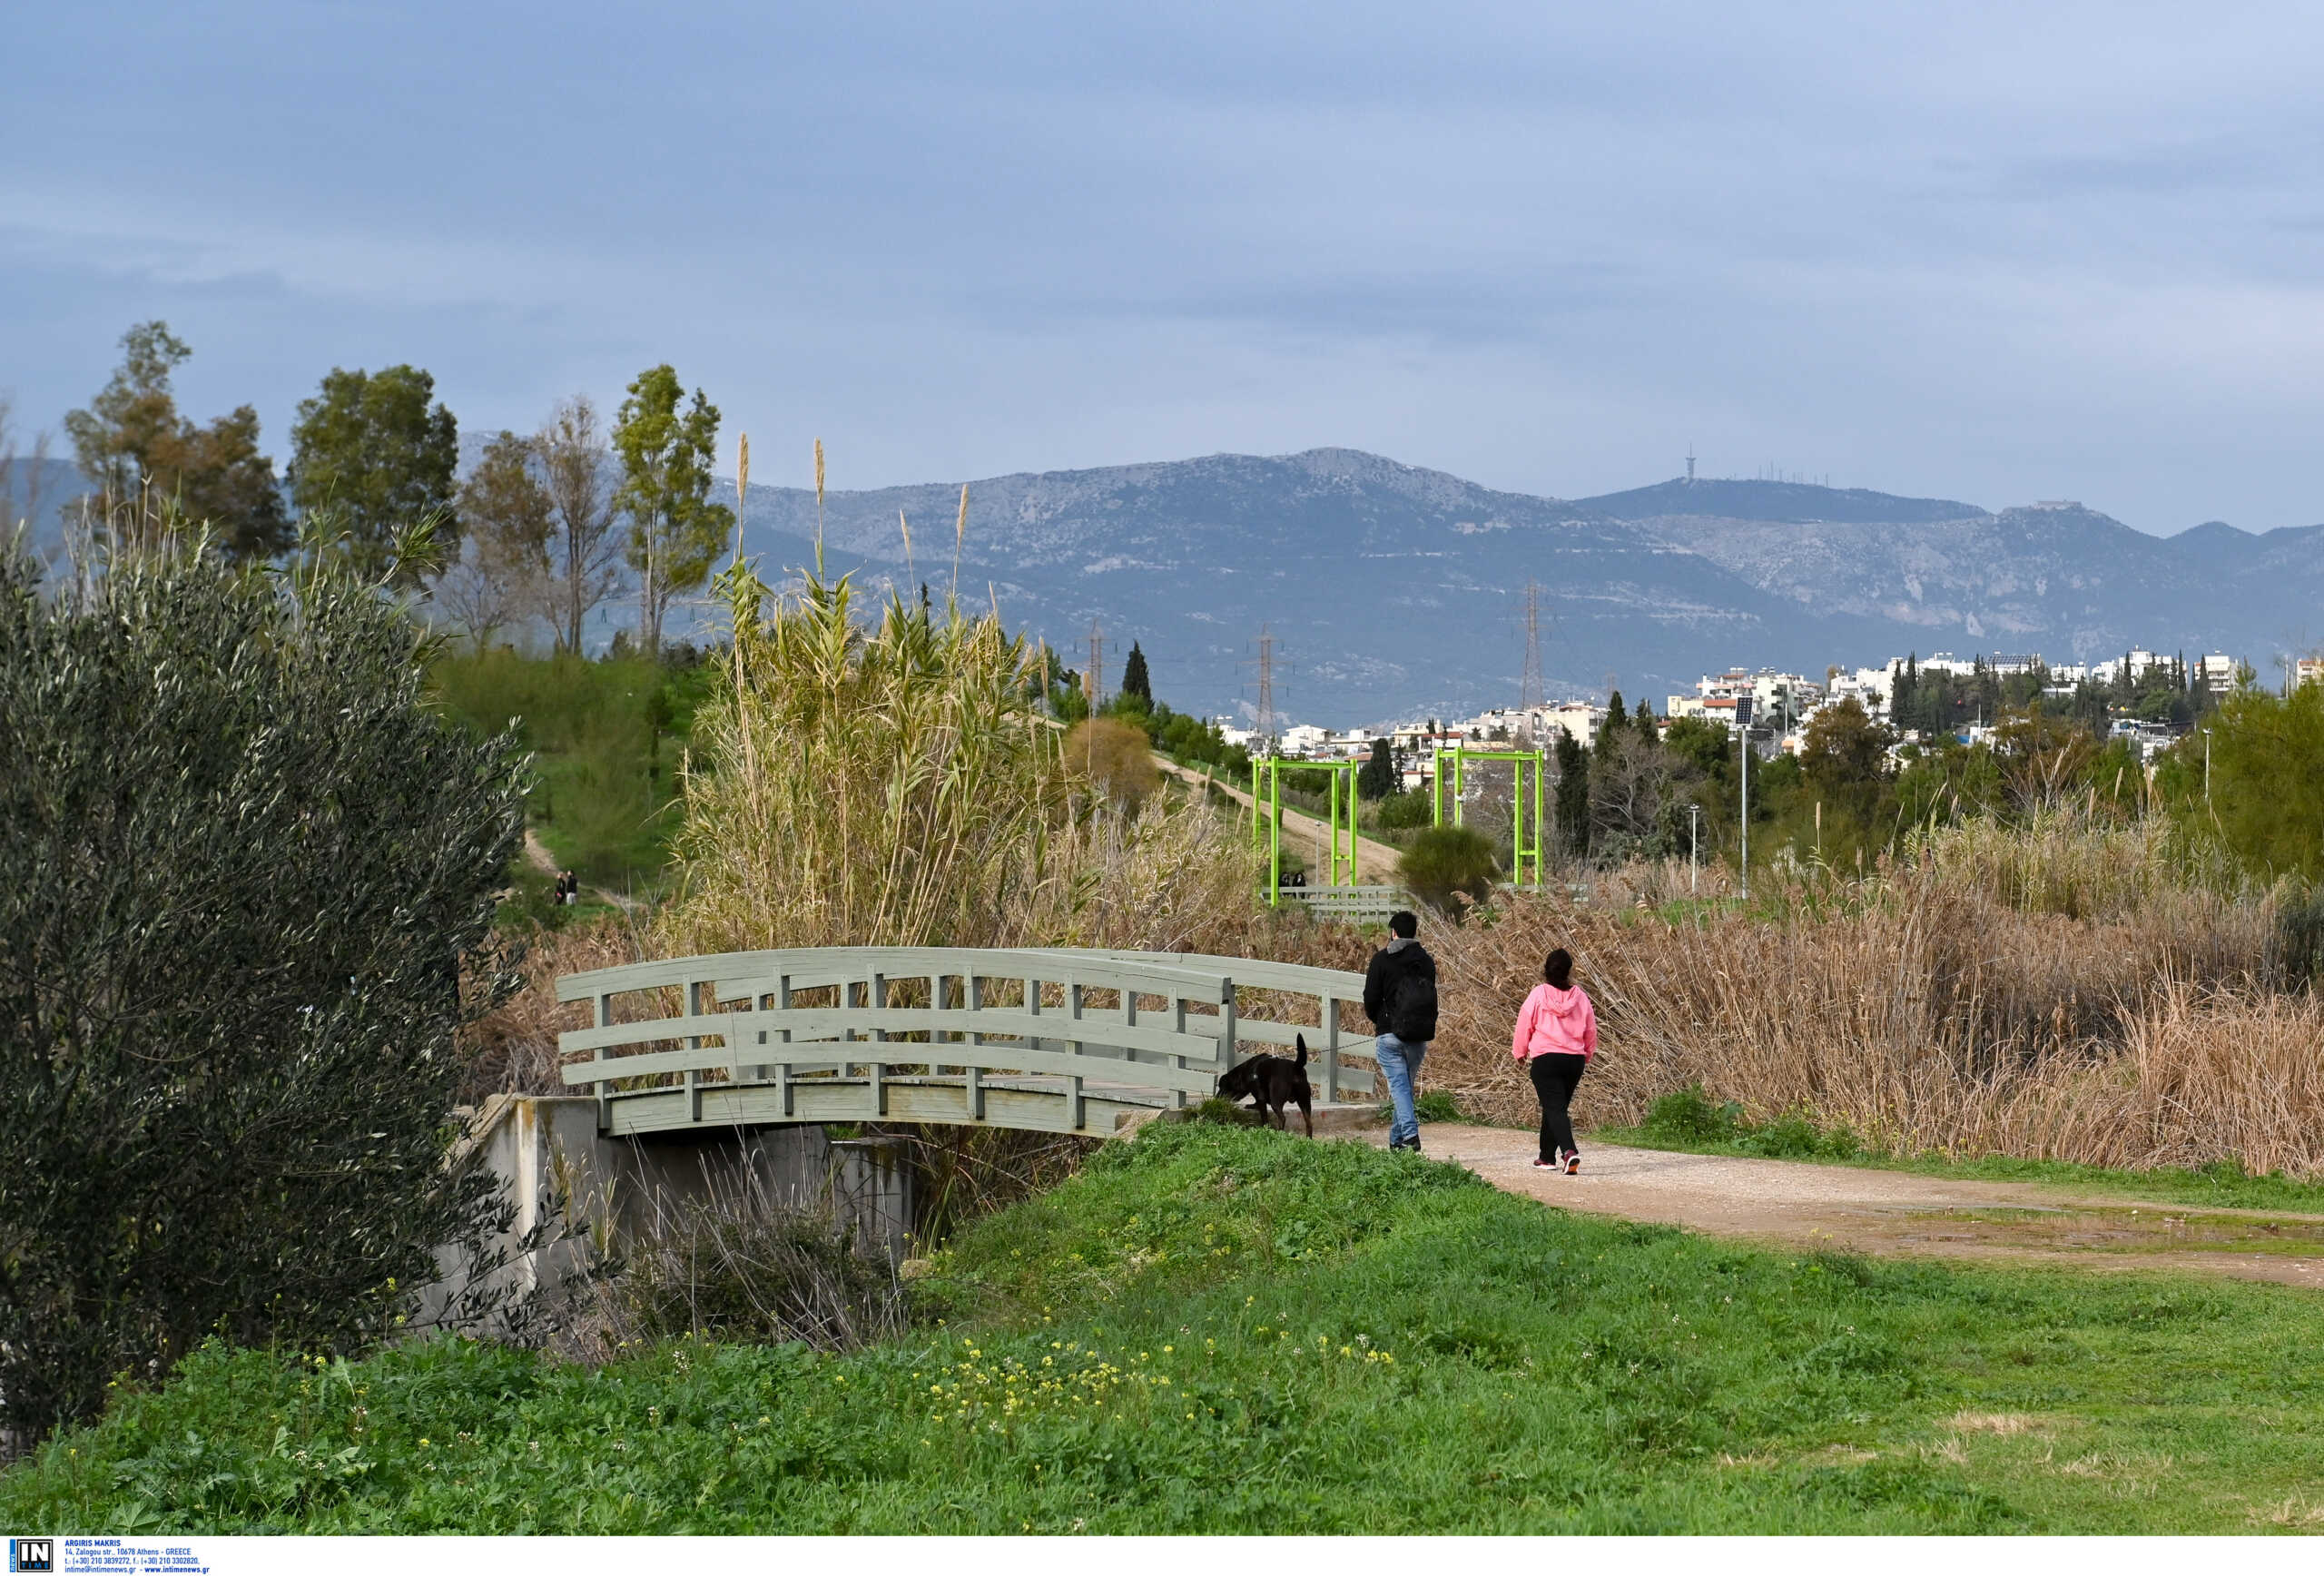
[8,1122,2324,1533]
[428,650,716,891]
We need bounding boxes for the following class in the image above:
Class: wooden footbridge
[557,947,1377,1138]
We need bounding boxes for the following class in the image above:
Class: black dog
[1216,1033,1315,1137]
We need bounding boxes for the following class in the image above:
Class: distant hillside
[1571,478,1988,526]
[733,453,2324,723]
[13,448,2322,724]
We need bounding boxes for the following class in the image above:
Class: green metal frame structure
[1431,744,1548,887]
[1248,755,1359,904]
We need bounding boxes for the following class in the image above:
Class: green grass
[9,1123,2324,1533]
[428,650,717,888]
[1602,1086,2324,1217]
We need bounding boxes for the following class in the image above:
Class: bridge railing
[1276,884,1411,923]
[555,946,1374,1138]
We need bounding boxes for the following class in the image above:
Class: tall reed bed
[656,566,1264,957]
[1406,821,2324,1174]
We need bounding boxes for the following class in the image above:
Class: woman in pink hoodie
[1512,947,1597,1174]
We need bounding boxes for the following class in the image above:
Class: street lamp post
[1735,697,1755,902]
[1689,803,1701,894]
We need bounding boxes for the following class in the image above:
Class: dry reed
[1402,826,2324,1175]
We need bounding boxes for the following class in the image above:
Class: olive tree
[0,542,528,1444]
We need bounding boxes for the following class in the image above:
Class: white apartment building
[2299,656,2324,689]
[1451,703,1605,747]
[1828,665,1893,718]
[1668,669,1823,727]
[1276,724,1332,757]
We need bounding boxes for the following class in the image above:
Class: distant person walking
[1364,909,1439,1153]
[1512,947,1596,1174]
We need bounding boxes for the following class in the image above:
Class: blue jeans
[1375,1032,1429,1148]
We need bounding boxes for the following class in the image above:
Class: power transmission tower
[1251,624,1277,748]
[1085,617,1106,709]
[1521,580,1547,719]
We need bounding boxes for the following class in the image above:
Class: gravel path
[1387,1122,2324,1292]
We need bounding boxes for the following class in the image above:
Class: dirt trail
[1157,758,1406,880]
[521,829,641,913]
[1390,1123,2324,1292]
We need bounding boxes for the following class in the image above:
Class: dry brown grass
[458,920,645,1101]
[1402,833,2324,1176]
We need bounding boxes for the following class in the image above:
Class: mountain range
[14,449,2322,724]
[730,450,2324,724]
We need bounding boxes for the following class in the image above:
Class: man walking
[1364,909,1438,1153]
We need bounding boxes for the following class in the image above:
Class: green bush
[1374,1089,1462,1126]
[1415,1089,1462,1123]
[1374,788,1433,831]
[1638,1086,1861,1160]
[1641,1084,1742,1144]
[1396,823,1500,912]
[0,545,529,1445]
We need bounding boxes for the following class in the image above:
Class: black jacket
[1364,940,1438,1043]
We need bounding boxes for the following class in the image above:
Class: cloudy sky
[6,1,2320,532]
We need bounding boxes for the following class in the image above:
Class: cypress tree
[1554,729,1590,857]
[1358,736,1395,800]
[1120,641,1151,704]
[1600,690,1628,744]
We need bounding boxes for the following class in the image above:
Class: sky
[5,1,2322,533]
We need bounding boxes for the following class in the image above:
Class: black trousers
[1528,1053,1588,1162]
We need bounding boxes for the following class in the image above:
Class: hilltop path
[1388,1123,2324,1293]
[1156,758,1407,881]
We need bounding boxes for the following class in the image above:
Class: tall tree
[1600,689,1629,745]
[1358,735,1396,800]
[1120,640,1152,704]
[1553,728,1590,857]
[612,366,731,659]
[436,430,554,646]
[63,322,290,561]
[167,404,290,561]
[537,395,623,655]
[287,365,459,581]
[64,321,188,508]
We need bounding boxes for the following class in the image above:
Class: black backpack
[1387,961,1438,1042]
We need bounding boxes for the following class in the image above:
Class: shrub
[1640,1084,1741,1144]
[1414,1089,1462,1124]
[1066,717,1159,812]
[1374,788,1433,831]
[1397,824,1500,913]
[0,543,528,1445]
